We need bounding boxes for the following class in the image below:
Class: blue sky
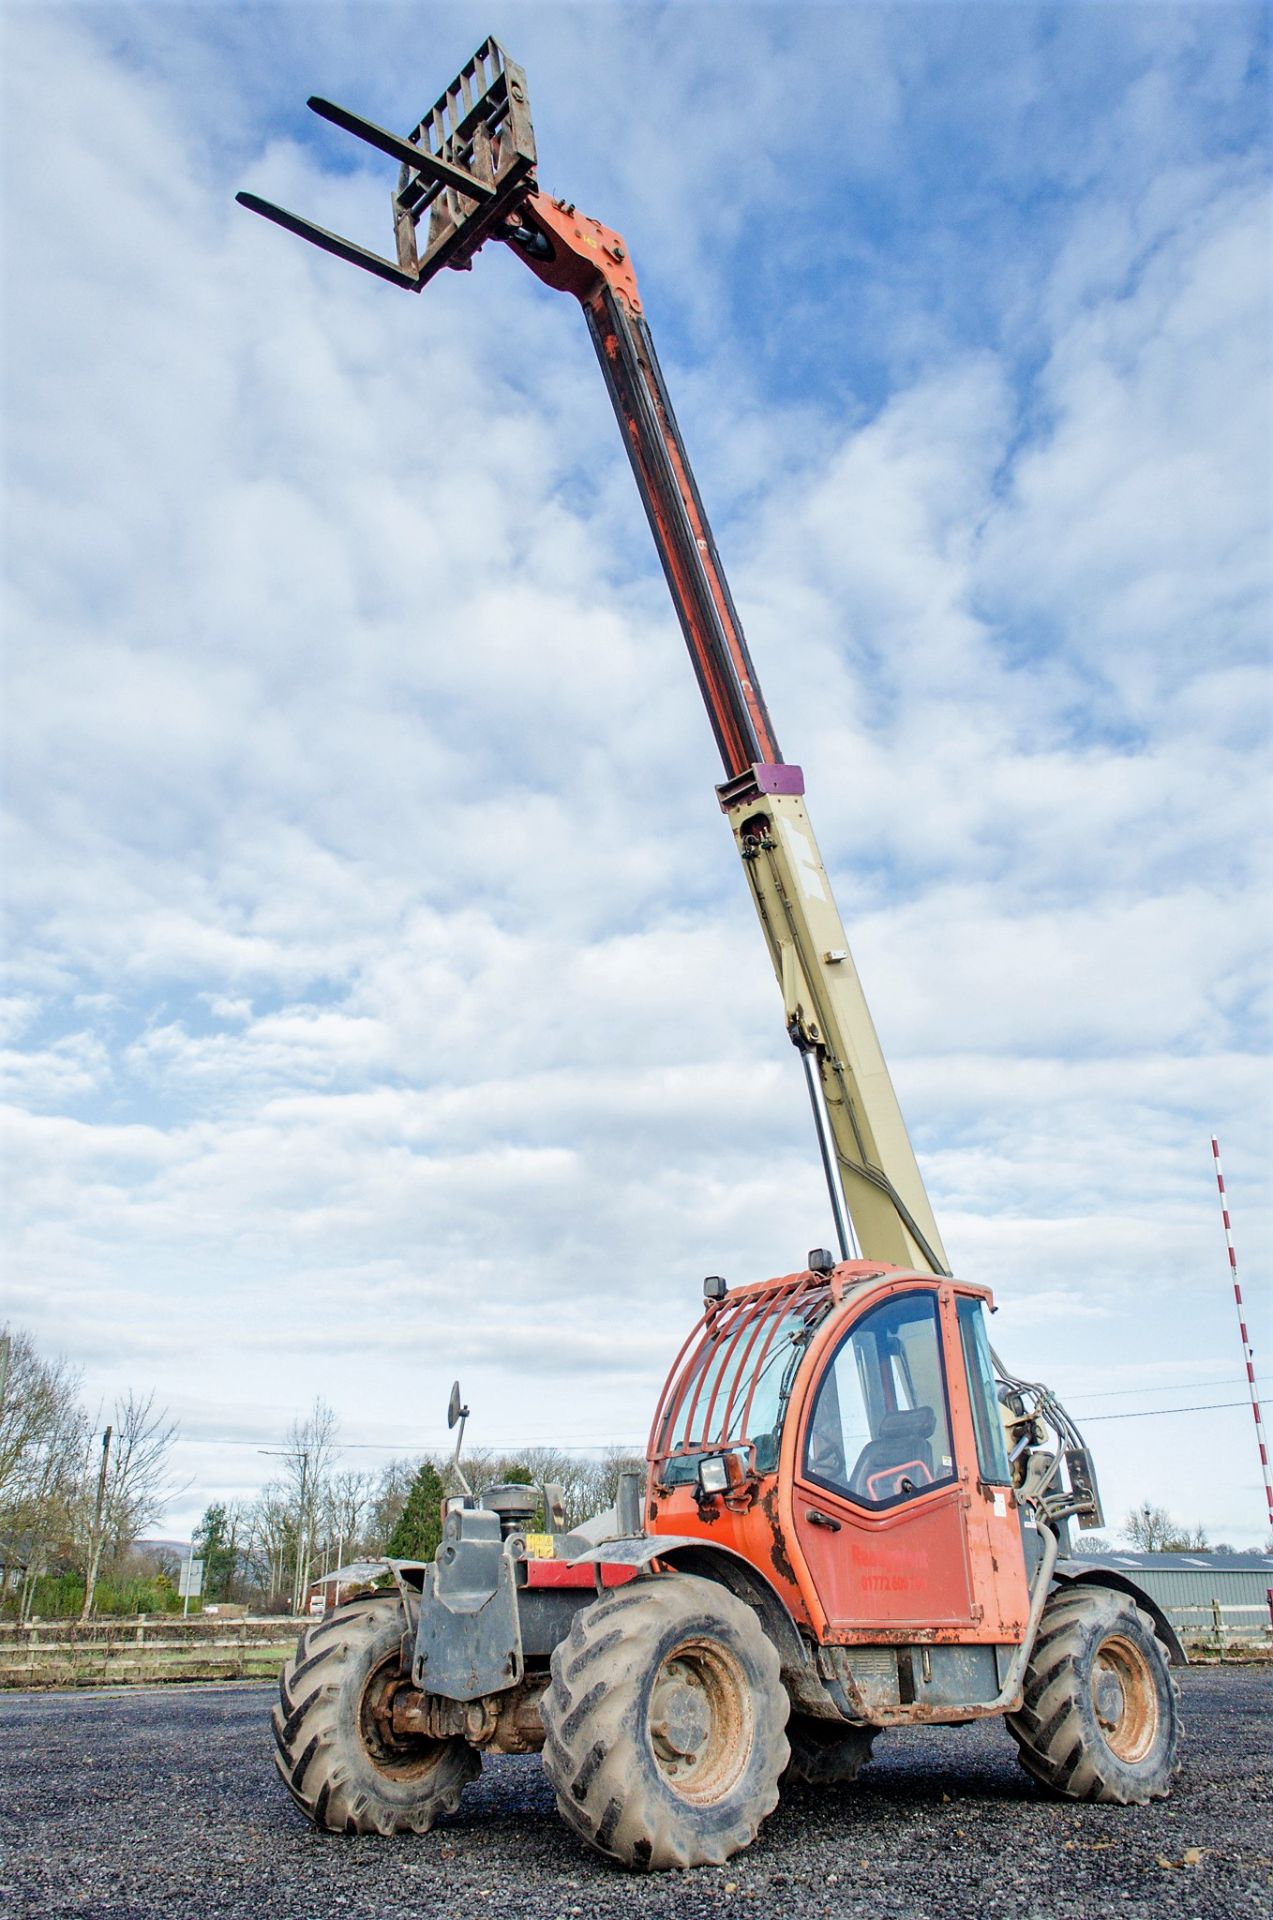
[3,3,1271,1543]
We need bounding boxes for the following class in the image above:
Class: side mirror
[446,1382,472,1499]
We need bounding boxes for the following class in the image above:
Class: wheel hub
[360,1655,449,1779]
[1094,1668,1125,1733]
[645,1637,754,1805]
[650,1660,711,1766]
[1090,1634,1159,1764]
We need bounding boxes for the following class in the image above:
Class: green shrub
[15,1571,189,1619]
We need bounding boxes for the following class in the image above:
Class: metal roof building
[1075,1551,1273,1650]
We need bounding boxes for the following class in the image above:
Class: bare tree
[595,1447,647,1514]
[79,1390,182,1619]
[78,1424,113,1622]
[264,1400,340,1615]
[244,1488,295,1607]
[368,1457,419,1550]
[1122,1504,1208,1553]
[488,1446,579,1526]
[483,1446,646,1531]
[0,1327,88,1619]
[323,1468,377,1571]
[0,1328,79,1494]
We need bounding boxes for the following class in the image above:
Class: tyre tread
[540,1574,789,1870]
[1006,1583,1182,1806]
[273,1593,479,1835]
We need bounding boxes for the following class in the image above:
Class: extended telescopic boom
[237,39,950,1276]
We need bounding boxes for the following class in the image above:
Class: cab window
[660,1303,825,1483]
[956,1295,1012,1484]
[804,1292,956,1508]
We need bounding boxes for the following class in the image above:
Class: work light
[698,1455,730,1494]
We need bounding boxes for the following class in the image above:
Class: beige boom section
[726,786,949,1276]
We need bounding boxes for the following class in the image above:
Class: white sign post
[179,1554,204,1617]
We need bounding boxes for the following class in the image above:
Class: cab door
[952,1290,1031,1641]
[791,1286,975,1634]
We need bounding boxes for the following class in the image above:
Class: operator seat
[848,1406,936,1502]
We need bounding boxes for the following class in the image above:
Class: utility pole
[79,1424,112,1622]
[1210,1137,1273,1537]
[295,1450,311,1617]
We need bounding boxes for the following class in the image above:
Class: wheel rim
[1090,1633,1160,1764]
[647,1636,754,1804]
[359,1653,449,1782]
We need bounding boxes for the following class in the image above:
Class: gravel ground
[2,1666,1269,1920]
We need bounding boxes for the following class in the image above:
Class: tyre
[272,1595,481,1835]
[541,1573,789,1870]
[1006,1584,1181,1804]
[782,1714,876,1787]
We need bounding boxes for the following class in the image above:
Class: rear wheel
[273,1595,480,1834]
[783,1714,877,1787]
[1007,1585,1181,1804]
[541,1574,789,1870]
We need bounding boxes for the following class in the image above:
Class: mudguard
[565,1534,838,1715]
[564,1534,705,1569]
[1053,1559,1188,1665]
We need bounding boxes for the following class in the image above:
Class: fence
[1172,1594,1273,1658]
[3,1589,1268,1690]
[0,1616,300,1688]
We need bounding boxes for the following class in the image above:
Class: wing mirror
[446,1380,472,1498]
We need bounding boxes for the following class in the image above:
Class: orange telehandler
[238,40,1182,1870]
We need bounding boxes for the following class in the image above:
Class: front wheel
[273,1595,480,1834]
[541,1574,789,1870]
[1007,1584,1181,1804]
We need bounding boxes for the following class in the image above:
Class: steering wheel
[864,1458,934,1501]
[807,1422,845,1484]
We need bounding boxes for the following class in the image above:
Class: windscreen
[651,1279,832,1480]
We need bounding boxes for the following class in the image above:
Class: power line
[1083,1401,1247,1423]
[175,1399,1253,1454]
[1065,1378,1252,1403]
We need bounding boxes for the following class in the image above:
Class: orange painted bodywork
[645,1262,1031,1649]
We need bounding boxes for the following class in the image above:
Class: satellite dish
[447,1381,466,1430]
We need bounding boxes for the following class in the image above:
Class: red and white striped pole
[1211,1134,1273,1536]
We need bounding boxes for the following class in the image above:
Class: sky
[3,2,1271,1547]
